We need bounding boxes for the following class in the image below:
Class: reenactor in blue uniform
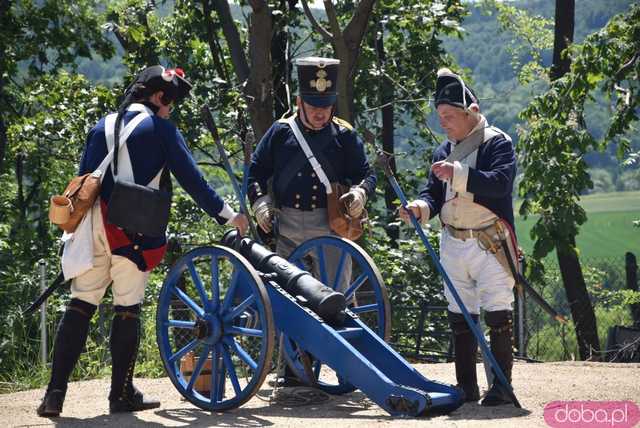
[37,65,248,417]
[400,68,517,406]
[247,56,376,386]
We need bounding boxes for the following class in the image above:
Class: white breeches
[70,205,149,306]
[440,228,514,314]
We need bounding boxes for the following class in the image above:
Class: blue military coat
[248,115,376,210]
[419,132,517,231]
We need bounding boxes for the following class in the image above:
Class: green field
[515,191,640,260]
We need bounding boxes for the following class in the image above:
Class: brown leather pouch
[326,183,365,241]
[50,171,102,233]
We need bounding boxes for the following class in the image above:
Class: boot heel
[37,389,65,417]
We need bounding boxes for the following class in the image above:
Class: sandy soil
[2,361,639,428]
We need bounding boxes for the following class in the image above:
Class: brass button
[311,204,316,209]
[133,245,140,250]
[296,194,301,199]
[311,172,316,178]
[297,172,302,177]
[312,196,317,200]
[295,203,300,208]
[312,185,318,190]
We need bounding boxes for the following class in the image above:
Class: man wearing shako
[247,56,376,385]
[400,68,518,406]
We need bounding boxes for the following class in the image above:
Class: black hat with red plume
[125,65,192,105]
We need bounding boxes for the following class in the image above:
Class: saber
[494,222,567,324]
[376,151,521,408]
[23,272,69,316]
[201,105,259,241]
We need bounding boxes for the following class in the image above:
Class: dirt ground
[2,361,639,428]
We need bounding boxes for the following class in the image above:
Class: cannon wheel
[284,236,390,394]
[156,245,275,411]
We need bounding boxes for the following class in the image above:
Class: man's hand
[399,201,422,224]
[339,187,367,218]
[431,160,454,181]
[228,213,249,236]
[252,195,274,233]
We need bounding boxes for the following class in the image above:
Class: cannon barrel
[222,231,346,325]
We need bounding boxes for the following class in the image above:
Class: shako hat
[434,68,478,110]
[125,65,192,104]
[295,57,340,107]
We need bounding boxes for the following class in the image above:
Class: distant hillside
[440,0,638,174]
[68,0,639,182]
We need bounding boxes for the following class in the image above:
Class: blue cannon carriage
[156,230,464,416]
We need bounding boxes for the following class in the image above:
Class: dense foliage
[0,0,638,393]
[518,3,640,260]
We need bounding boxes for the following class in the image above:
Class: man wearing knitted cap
[400,68,517,406]
[37,65,248,417]
[247,56,376,386]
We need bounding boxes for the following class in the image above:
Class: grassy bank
[515,191,640,260]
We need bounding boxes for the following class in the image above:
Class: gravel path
[2,361,639,427]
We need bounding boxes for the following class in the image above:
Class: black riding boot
[449,311,480,402]
[481,310,514,406]
[37,299,97,417]
[108,304,160,413]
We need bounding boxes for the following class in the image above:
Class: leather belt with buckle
[445,224,481,241]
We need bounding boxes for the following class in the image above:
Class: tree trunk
[551,0,599,360]
[333,39,352,122]
[0,100,6,175]
[247,0,274,139]
[550,0,575,81]
[375,22,398,245]
[557,241,599,359]
[626,252,640,327]
[213,0,274,139]
[301,0,376,123]
[271,2,292,119]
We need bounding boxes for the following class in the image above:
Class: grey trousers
[275,207,352,293]
[274,207,354,379]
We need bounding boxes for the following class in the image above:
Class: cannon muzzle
[222,231,346,325]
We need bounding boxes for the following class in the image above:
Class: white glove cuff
[219,203,236,222]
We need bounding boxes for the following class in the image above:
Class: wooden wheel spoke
[221,344,243,396]
[344,273,368,302]
[186,346,211,393]
[332,249,348,291]
[169,338,199,364]
[351,303,379,314]
[223,295,256,323]
[315,246,328,285]
[173,287,205,318]
[223,337,258,371]
[187,261,210,312]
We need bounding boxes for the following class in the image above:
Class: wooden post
[626,252,639,327]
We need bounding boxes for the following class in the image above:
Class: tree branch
[300,0,332,42]
[615,50,640,81]
[211,0,250,83]
[323,0,343,40]
[201,0,230,83]
[344,0,377,51]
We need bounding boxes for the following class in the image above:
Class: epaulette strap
[332,116,353,130]
[485,126,512,143]
[278,113,296,124]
